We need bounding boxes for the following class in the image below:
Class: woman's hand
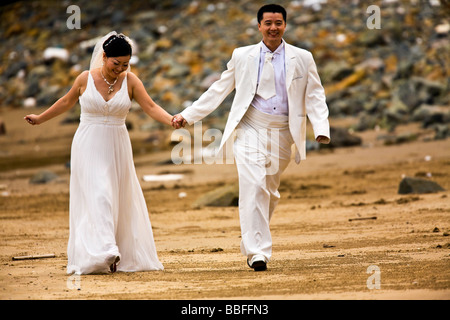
[24,114,41,125]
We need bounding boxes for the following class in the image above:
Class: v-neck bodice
[79,72,131,125]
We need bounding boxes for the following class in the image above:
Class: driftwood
[12,254,55,261]
[348,216,377,222]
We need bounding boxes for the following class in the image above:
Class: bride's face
[103,55,130,78]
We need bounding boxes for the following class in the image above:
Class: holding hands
[171,114,186,129]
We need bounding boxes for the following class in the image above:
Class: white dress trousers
[233,106,294,265]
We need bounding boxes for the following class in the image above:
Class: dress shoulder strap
[86,71,93,89]
[123,73,128,90]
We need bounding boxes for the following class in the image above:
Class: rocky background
[1,0,449,141]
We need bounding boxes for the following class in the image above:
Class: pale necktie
[257,52,276,100]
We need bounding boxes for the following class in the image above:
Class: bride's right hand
[24,114,40,125]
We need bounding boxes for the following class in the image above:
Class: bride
[25,32,179,274]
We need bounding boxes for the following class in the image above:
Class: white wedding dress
[66,71,164,274]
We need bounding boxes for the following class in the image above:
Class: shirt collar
[260,39,285,55]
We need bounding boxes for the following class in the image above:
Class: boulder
[398,176,445,194]
[192,183,239,209]
[324,126,362,148]
[321,60,354,83]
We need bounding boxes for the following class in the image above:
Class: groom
[173,4,330,271]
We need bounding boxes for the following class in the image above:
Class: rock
[3,60,27,79]
[306,139,320,151]
[324,69,366,96]
[412,77,446,105]
[430,124,450,140]
[412,104,449,123]
[23,97,36,108]
[324,126,362,148]
[398,177,445,194]
[395,81,421,111]
[166,62,190,78]
[435,23,449,35]
[29,170,59,184]
[356,57,384,72]
[36,85,61,107]
[422,113,448,128]
[382,132,418,145]
[192,183,239,208]
[24,65,51,98]
[0,118,5,135]
[321,60,354,84]
[357,29,386,47]
[383,96,409,129]
[43,47,69,62]
[354,114,379,132]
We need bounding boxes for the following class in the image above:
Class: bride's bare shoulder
[75,70,90,84]
[74,70,90,95]
[126,71,140,82]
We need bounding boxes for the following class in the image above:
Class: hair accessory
[104,33,129,47]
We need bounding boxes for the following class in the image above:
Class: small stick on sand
[12,254,56,261]
[348,216,377,222]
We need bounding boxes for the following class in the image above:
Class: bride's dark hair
[103,34,132,57]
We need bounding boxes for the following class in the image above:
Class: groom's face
[258,12,286,45]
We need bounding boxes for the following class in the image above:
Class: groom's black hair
[103,34,132,57]
[257,4,287,24]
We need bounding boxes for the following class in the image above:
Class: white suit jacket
[180,41,330,163]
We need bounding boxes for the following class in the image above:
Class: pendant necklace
[101,69,118,94]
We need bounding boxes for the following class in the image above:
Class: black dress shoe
[247,259,267,271]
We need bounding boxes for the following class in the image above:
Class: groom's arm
[175,50,237,126]
[305,52,330,144]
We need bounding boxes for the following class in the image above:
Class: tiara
[104,33,129,47]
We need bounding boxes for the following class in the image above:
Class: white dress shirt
[251,40,289,116]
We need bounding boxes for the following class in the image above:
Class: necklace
[101,69,118,94]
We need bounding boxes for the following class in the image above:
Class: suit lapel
[285,44,297,90]
[247,44,261,91]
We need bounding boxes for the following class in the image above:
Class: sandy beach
[0,107,449,300]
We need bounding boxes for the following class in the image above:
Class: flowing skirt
[67,122,163,274]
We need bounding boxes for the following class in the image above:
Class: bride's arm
[128,72,174,126]
[24,71,88,125]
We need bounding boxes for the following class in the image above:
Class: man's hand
[316,135,330,144]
